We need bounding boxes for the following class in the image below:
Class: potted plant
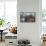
[0,18,5,27]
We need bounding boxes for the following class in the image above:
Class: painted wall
[17,0,42,46]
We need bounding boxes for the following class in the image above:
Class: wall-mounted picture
[20,12,36,22]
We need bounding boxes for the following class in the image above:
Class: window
[42,0,46,22]
[0,0,17,26]
[0,1,4,17]
[5,1,17,25]
[42,0,46,33]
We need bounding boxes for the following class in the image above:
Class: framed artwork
[20,12,36,23]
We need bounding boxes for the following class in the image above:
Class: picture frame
[20,12,36,23]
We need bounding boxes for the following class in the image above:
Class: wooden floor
[0,41,5,46]
[41,42,46,46]
[0,41,45,46]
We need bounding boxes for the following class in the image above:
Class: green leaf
[0,18,5,27]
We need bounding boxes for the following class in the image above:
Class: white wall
[17,0,42,46]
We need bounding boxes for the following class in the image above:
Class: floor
[0,41,45,46]
[0,41,5,46]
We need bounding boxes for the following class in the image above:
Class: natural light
[0,0,17,27]
[42,0,46,10]
[5,1,17,26]
[42,0,46,33]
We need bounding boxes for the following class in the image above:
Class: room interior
[0,0,46,46]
